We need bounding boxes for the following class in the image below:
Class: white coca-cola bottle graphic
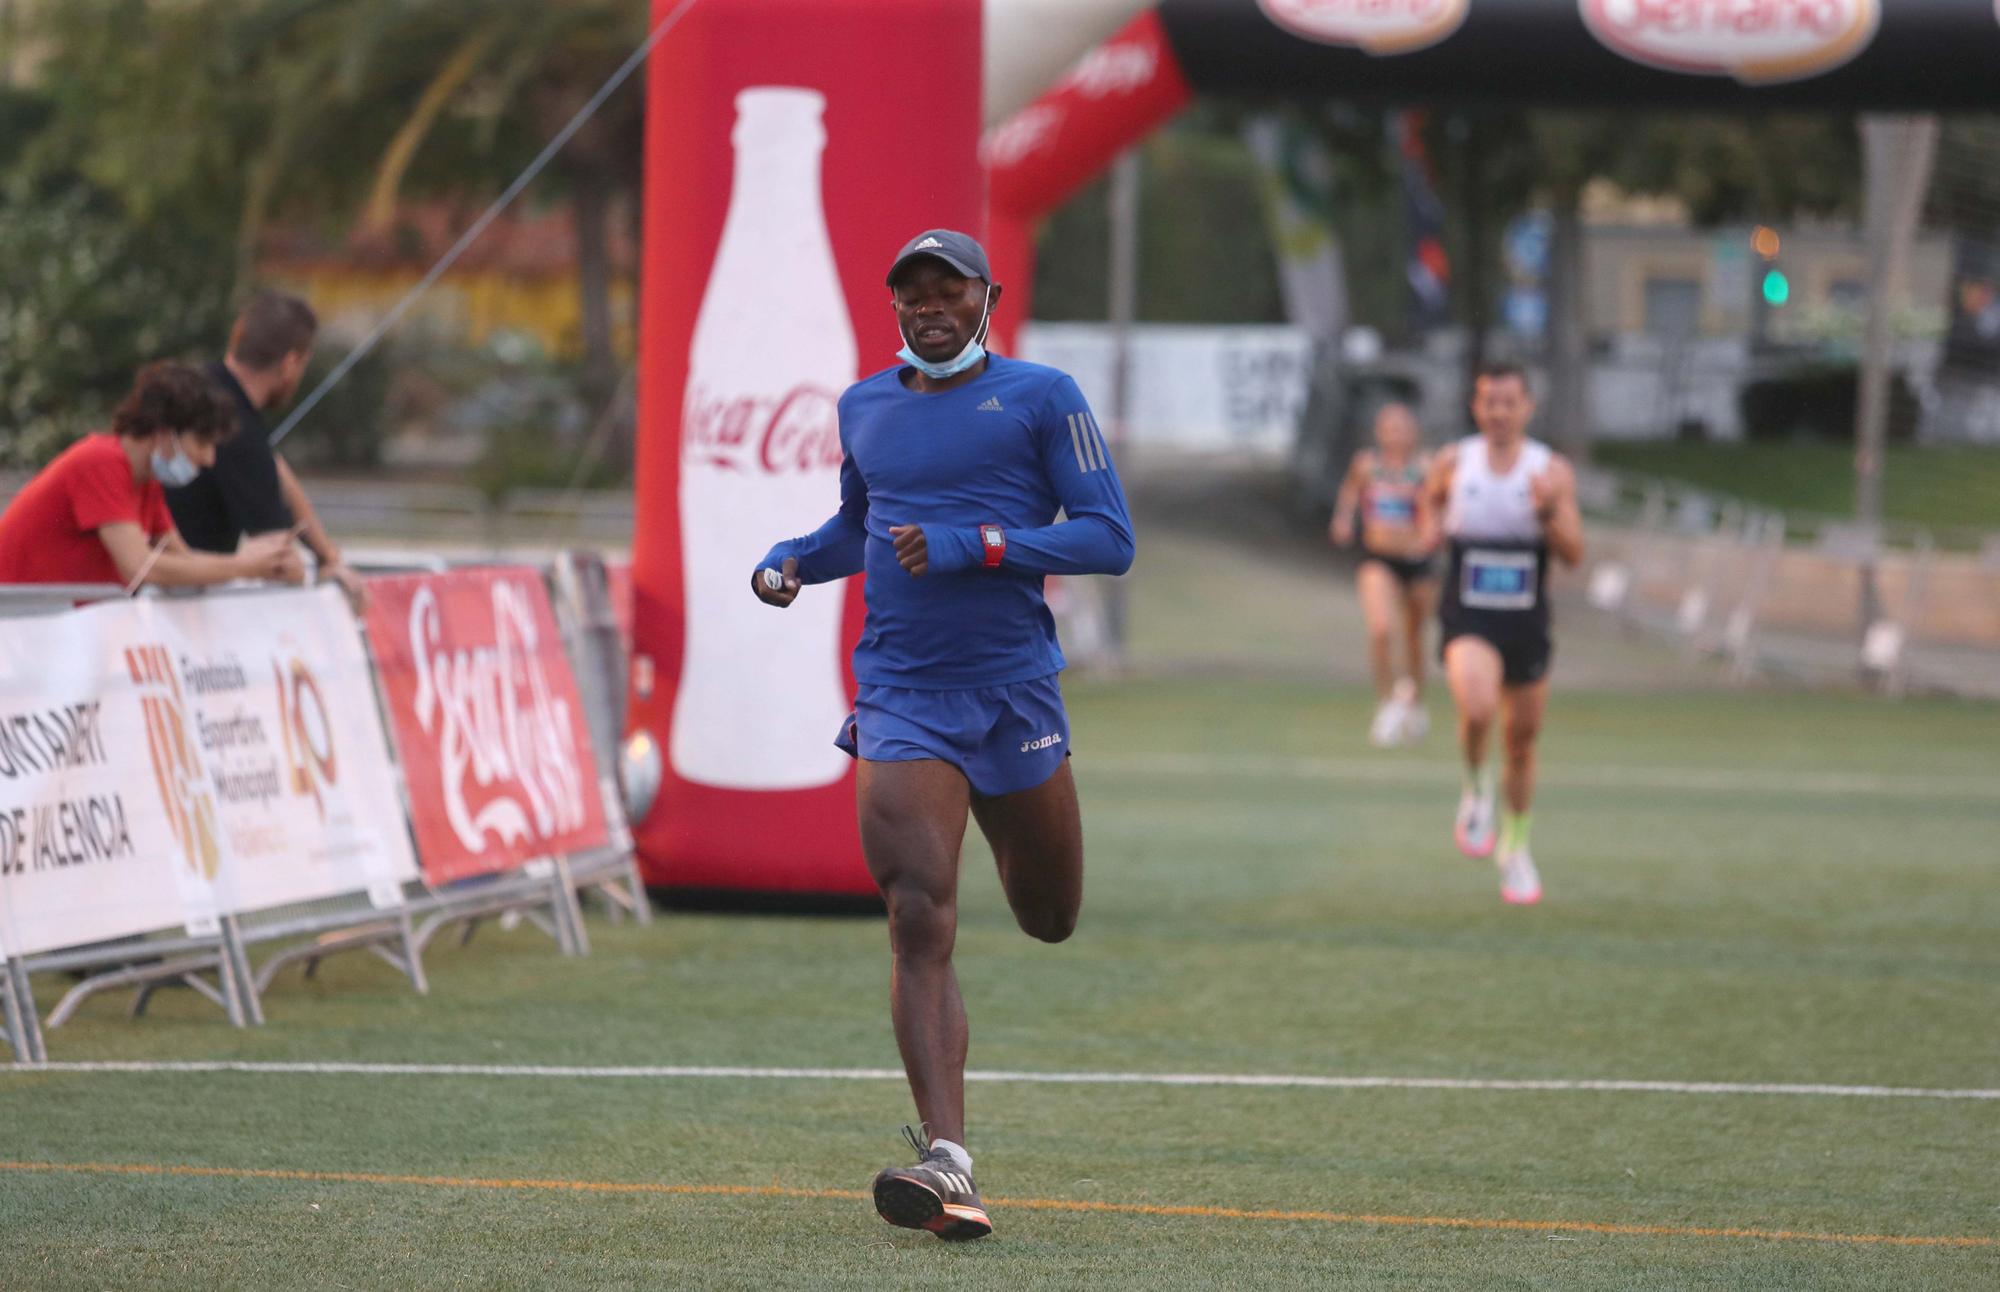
[672,87,855,790]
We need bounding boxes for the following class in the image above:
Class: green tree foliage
[1928,118,2000,239]
[1035,112,1284,325]
[0,185,233,468]
[25,0,643,391]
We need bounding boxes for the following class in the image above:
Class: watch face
[984,529,1003,546]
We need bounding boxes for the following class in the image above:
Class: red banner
[629,0,982,895]
[982,10,1192,353]
[364,567,609,884]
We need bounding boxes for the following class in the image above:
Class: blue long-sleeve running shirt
[757,355,1135,690]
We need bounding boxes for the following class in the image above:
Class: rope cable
[268,0,703,447]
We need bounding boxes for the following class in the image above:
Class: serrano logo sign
[1579,0,1880,85]
[1257,0,1470,55]
[125,644,221,880]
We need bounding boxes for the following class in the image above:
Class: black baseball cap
[886,229,991,287]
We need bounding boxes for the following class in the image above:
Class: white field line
[8,1062,1997,1101]
[1088,752,1997,801]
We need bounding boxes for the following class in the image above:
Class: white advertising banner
[1,599,219,956]
[0,588,417,958]
[1019,322,1312,458]
[147,587,417,914]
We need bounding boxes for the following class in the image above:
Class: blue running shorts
[835,674,1070,797]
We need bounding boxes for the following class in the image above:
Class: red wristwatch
[980,524,1006,569]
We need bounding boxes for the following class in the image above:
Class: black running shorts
[1360,547,1437,589]
[1439,611,1552,686]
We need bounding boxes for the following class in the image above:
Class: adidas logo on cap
[915,236,943,249]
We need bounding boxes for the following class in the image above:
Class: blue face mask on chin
[898,287,994,380]
[151,438,200,489]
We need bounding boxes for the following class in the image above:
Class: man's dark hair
[112,361,239,443]
[228,290,318,370]
[1474,360,1532,390]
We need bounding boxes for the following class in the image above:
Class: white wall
[1019,322,1313,458]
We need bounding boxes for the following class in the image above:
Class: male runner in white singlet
[1418,363,1583,905]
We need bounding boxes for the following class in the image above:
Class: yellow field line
[1,1160,1991,1251]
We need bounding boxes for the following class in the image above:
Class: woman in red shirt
[0,361,301,589]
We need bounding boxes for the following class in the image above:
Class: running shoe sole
[1455,819,1496,859]
[873,1170,992,1240]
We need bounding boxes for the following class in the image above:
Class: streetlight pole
[1104,146,1141,666]
[1854,114,1938,635]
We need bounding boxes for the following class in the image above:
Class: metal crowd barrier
[1579,468,2000,699]
[2,548,654,1062]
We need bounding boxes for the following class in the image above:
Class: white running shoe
[1454,787,1496,858]
[1399,703,1429,744]
[1369,698,1407,748]
[1498,847,1542,905]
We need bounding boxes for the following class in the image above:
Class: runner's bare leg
[1357,562,1400,700]
[857,758,973,1144]
[1500,678,1550,815]
[970,760,1084,944]
[1402,580,1435,700]
[1445,636,1504,774]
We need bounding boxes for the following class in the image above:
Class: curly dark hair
[111,360,239,443]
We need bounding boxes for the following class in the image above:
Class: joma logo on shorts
[1020,733,1064,753]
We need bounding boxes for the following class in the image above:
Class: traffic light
[1753,225,1788,309]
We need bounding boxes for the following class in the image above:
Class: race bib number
[1461,549,1538,611]
[1368,494,1416,525]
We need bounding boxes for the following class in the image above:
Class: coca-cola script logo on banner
[408,579,588,854]
[1580,0,1880,84]
[682,383,843,474]
[983,105,1066,170]
[1257,0,1470,55]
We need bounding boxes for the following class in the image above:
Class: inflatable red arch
[631,0,2000,900]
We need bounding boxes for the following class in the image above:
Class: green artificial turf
[1592,442,2000,535]
[4,681,1996,1289]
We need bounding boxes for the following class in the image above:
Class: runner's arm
[1331,451,1369,545]
[755,446,868,585]
[923,377,1135,577]
[1537,456,1586,568]
[1415,444,1456,554]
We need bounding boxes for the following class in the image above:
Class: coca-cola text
[682,383,843,474]
[408,579,587,854]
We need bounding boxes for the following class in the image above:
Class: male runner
[1417,363,1582,905]
[750,229,1135,1240]
[1330,402,1435,746]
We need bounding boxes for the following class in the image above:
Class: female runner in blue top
[1330,402,1436,747]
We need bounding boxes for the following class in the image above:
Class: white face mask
[897,286,994,380]
[151,436,200,488]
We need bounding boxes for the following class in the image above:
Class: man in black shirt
[166,291,366,606]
